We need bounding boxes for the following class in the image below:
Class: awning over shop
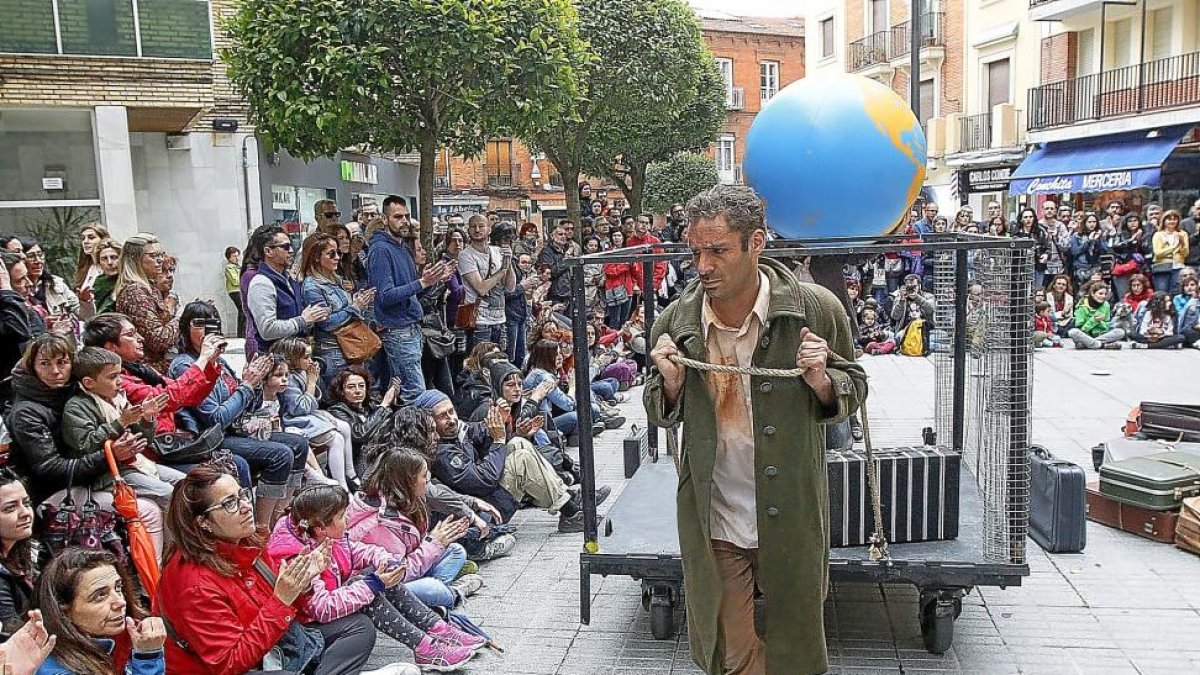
[1008,125,1192,196]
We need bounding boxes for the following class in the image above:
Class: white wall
[805,0,846,76]
[130,131,259,333]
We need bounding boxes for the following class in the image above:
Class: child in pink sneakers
[268,484,484,672]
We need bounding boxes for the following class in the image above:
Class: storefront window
[0,109,100,202]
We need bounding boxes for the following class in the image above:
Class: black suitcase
[826,446,961,547]
[623,425,649,478]
[1028,445,1087,553]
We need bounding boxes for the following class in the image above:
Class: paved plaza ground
[337,347,1200,674]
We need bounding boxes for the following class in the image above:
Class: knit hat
[411,389,450,410]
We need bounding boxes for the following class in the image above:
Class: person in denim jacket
[299,233,380,393]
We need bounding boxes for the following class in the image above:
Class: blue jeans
[380,324,426,404]
[591,378,619,403]
[606,298,631,329]
[316,344,387,394]
[1154,269,1180,295]
[166,454,252,489]
[466,323,505,355]
[506,317,528,368]
[405,543,467,609]
[223,433,307,498]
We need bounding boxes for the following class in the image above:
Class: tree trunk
[561,164,583,246]
[418,131,437,253]
[628,162,647,216]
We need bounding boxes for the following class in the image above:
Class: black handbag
[152,425,224,464]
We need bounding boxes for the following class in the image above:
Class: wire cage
[568,231,1035,650]
[931,244,1033,566]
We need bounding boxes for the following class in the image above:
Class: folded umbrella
[105,441,161,599]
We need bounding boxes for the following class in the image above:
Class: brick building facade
[434,10,804,225]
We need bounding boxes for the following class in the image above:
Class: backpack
[900,318,927,356]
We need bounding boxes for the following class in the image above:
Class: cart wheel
[650,597,674,640]
[920,601,955,654]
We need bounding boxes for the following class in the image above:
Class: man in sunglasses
[247,229,330,355]
[314,199,341,235]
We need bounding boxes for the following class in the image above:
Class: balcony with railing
[1028,51,1200,131]
[959,113,992,152]
[486,164,520,188]
[1028,0,1106,23]
[890,12,945,60]
[849,31,890,72]
[1,0,213,60]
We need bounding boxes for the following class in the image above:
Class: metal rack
[566,232,1034,653]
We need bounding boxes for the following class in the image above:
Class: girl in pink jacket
[346,448,484,609]
[267,484,484,672]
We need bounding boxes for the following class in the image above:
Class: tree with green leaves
[222,0,582,249]
[643,153,720,215]
[524,0,713,232]
[584,52,726,216]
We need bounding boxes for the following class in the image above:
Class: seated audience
[34,548,166,675]
[266,485,482,671]
[1067,280,1126,350]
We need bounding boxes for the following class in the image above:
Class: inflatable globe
[744,74,927,240]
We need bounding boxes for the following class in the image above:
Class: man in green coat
[644,185,867,674]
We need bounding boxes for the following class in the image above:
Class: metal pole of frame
[569,265,599,544]
[910,0,921,117]
[952,249,969,454]
[641,260,659,460]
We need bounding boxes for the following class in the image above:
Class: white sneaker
[478,534,516,561]
[449,573,485,598]
[362,663,420,675]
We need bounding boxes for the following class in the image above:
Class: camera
[202,319,223,336]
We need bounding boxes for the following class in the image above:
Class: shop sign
[271,185,297,210]
[340,160,378,185]
[1011,168,1159,195]
[962,166,1013,193]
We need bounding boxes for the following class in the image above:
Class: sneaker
[477,533,516,561]
[849,417,864,441]
[362,664,420,675]
[612,393,628,404]
[1131,342,1148,349]
[1102,343,1123,350]
[603,415,627,430]
[557,510,584,533]
[456,560,479,578]
[428,620,488,652]
[448,573,485,599]
[413,634,474,671]
[591,422,606,436]
[572,484,612,506]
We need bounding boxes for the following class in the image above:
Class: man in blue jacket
[367,195,451,403]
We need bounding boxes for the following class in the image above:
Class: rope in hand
[665,353,891,563]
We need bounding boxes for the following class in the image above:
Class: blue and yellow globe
[744,74,927,240]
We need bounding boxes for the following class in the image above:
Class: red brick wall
[1041,33,1078,84]
[702,29,805,172]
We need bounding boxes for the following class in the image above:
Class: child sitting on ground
[267,484,485,671]
[1032,302,1062,348]
[272,337,360,490]
[347,446,485,610]
[857,305,896,355]
[62,346,186,508]
[240,356,335,486]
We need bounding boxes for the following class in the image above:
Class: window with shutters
[918,80,935,131]
[486,140,513,187]
[870,0,887,34]
[1077,29,1097,76]
[1150,7,1173,61]
[986,58,1011,110]
[717,135,736,183]
[821,18,834,58]
[1107,19,1133,69]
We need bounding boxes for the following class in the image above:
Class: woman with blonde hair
[115,233,179,373]
[1152,209,1190,293]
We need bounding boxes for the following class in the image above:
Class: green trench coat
[644,258,867,675]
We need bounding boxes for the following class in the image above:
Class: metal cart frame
[565,232,1034,653]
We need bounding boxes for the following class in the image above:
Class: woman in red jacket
[602,230,637,330]
[155,464,382,675]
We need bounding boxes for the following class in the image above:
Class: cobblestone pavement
[335,348,1200,674]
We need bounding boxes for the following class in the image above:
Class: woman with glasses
[156,464,395,675]
[115,234,179,374]
[21,238,91,338]
[299,233,377,392]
